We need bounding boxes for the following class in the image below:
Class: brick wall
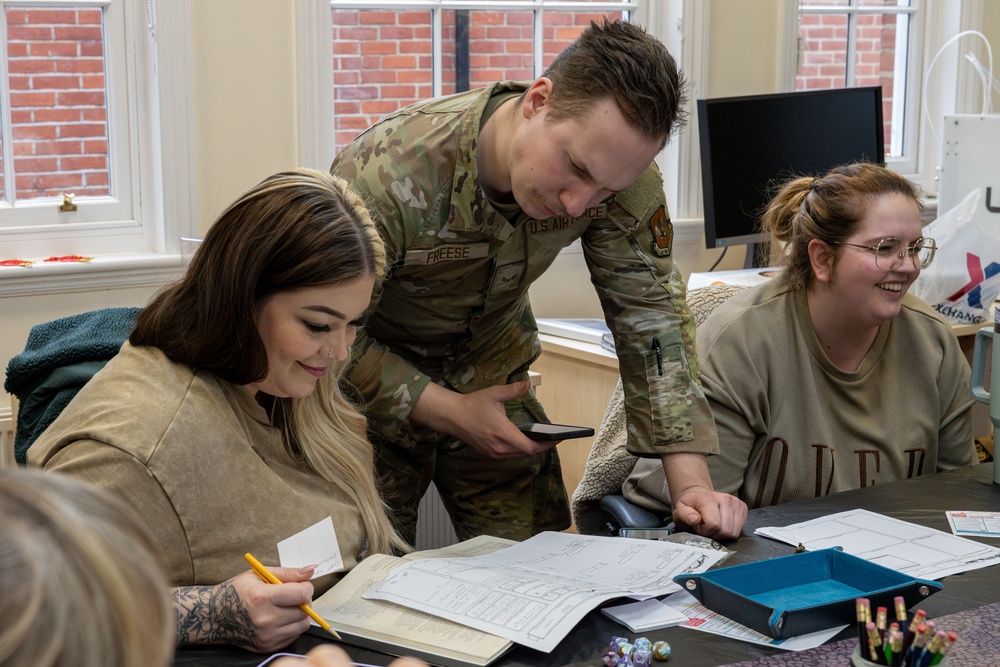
[796,11,898,154]
[3,7,110,201]
[332,9,624,153]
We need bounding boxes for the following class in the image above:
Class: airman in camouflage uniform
[332,20,748,545]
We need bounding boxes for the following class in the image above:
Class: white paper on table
[755,508,1000,580]
[601,598,689,633]
[946,510,1000,538]
[277,516,345,578]
[660,591,847,651]
[364,531,726,652]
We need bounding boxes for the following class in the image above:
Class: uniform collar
[449,81,529,241]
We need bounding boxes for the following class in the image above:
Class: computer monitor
[698,86,885,268]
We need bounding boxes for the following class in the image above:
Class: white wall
[191,0,300,235]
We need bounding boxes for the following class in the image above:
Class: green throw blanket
[4,307,141,464]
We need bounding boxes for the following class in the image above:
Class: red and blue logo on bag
[945,254,1000,309]
[934,252,1000,323]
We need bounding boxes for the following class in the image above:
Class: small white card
[946,510,1000,537]
[601,598,689,633]
[277,516,344,578]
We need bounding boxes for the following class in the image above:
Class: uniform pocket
[642,333,694,444]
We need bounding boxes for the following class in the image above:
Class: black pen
[652,337,663,375]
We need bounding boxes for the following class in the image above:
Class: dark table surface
[173,463,1000,667]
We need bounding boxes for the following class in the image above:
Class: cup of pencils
[850,597,955,666]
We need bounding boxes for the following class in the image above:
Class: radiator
[414,482,459,551]
[0,408,13,468]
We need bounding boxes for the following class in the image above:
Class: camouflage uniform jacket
[331,81,718,458]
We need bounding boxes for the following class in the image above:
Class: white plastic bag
[910,187,1000,325]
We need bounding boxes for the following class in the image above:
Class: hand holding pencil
[245,553,342,640]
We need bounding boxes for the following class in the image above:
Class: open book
[310,536,517,667]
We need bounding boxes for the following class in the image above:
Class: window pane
[796,12,849,90]
[330,6,632,154]
[331,9,434,154]
[854,11,908,157]
[5,5,110,202]
[541,9,628,70]
[440,10,534,95]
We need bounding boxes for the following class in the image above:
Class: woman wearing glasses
[625,162,977,514]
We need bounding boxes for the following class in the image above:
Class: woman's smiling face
[244,275,375,399]
[828,193,924,326]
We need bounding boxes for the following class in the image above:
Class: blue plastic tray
[673,548,942,639]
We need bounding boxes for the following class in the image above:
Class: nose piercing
[325,347,333,359]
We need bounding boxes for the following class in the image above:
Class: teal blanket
[4,307,141,464]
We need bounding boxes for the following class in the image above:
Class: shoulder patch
[649,206,672,257]
[614,165,663,219]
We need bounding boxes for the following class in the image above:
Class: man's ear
[808,238,836,283]
[522,77,554,119]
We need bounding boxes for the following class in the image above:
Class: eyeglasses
[831,236,937,270]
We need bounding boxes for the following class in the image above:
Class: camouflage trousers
[374,385,572,546]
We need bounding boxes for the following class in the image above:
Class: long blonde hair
[290,183,410,555]
[0,469,174,667]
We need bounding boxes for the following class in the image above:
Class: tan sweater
[625,280,977,514]
[29,343,366,593]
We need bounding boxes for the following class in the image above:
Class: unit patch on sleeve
[649,206,673,257]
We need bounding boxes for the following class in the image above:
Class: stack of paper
[312,532,726,665]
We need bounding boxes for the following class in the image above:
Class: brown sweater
[29,342,366,593]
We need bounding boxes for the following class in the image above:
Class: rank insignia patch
[649,206,672,257]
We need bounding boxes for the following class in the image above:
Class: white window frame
[657,0,989,232]
[0,0,135,228]
[636,0,706,244]
[792,0,924,168]
[0,0,195,297]
[778,0,990,201]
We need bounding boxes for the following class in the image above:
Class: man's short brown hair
[542,19,687,149]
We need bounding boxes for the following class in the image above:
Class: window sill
[0,252,188,298]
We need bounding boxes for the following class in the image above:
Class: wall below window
[0,282,178,423]
[528,223,750,319]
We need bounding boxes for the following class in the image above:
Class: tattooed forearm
[173,582,256,648]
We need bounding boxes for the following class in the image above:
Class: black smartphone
[516,422,594,441]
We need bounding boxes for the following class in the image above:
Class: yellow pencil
[244,552,341,640]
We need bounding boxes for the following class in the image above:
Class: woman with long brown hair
[30,169,408,651]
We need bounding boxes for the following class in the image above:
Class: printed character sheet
[364,531,726,652]
[755,508,1000,580]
